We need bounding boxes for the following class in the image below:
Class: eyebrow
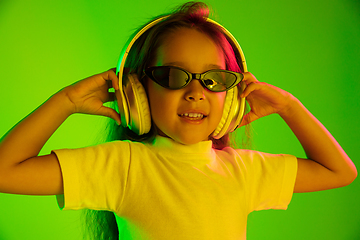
[163,62,224,70]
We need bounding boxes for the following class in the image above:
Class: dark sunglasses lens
[203,71,238,91]
[152,67,189,89]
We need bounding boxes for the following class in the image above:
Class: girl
[0,2,357,240]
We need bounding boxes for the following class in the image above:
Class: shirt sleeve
[52,141,131,213]
[236,150,298,212]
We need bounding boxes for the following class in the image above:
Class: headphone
[116,16,247,139]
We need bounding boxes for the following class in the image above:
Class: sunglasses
[144,66,243,92]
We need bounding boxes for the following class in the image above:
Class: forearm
[279,96,357,181]
[0,88,74,167]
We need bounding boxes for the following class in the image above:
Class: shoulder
[215,146,285,160]
[215,147,297,170]
[53,140,144,165]
[83,139,146,152]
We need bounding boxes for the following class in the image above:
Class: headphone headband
[116,16,247,76]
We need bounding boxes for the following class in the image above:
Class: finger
[242,72,259,85]
[115,89,122,105]
[106,69,119,91]
[240,81,265,98]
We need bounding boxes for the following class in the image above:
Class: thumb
[97,106,121,125]
[239,111,259,127]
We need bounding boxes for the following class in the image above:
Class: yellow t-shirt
[54,136,297,240]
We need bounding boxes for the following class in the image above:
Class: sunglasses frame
[144,66,244,92]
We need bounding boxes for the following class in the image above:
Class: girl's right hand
[63,69,121,125]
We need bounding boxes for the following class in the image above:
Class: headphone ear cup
[212,88,235,139]
[212,82,246,139]
[122,74,151,135]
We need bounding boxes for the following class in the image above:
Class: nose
[184,79,206,101]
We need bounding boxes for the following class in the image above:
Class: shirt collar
[148,135,213,155]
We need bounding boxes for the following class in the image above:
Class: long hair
[84,2,251,239]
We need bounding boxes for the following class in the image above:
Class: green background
[0,0,359,239]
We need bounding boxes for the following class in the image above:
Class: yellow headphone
[116,16,247,139]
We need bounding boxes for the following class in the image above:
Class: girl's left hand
[239,72,294,127]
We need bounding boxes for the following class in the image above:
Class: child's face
[146,27,227,145]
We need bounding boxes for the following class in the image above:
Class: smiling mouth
[179,113,206,120]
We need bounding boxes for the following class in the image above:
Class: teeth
[181,113,204,118]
